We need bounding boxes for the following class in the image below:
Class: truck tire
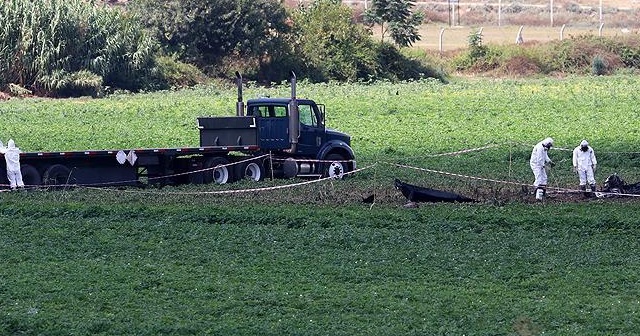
[235,160,265,182]
[204,157,233,184]
[20,164,41,187]
[323,153,347,179]
[43,164,75,188]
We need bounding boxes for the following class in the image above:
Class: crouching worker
[573,139,597,197]
[530,137,555,200]
[0,139,25,190]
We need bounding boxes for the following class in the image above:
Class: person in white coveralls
[0,139,25,189]
[529,137,555,200]
[572,139,597,197]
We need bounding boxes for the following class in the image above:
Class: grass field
[2,193,640,335]
[2,75,640,335]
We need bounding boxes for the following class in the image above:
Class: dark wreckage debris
[598,173,640,198]
[394,179,475,206]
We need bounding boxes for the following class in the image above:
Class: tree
[129,0,291,76]
[363,0,424,47]
[290,0,378,81]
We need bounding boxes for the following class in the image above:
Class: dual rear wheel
[17,164,74,188]
[203,157,264,184]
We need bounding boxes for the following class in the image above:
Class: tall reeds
[0,0,155,96]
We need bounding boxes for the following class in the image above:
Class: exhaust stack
[235,71,244,116]
[288,71,299,153]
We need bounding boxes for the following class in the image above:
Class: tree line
[0,0,440,97]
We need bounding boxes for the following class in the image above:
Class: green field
[2,75,640,335]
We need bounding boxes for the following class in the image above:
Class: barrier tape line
[80,164,377,195]
[85,154,273,187]
[4,140,640,197]
[0,143,493,191]
[389,143,502,161]
[9,154,354,189]
[516,141,640,154]
[388,162,640,198]
[424,143,501,157]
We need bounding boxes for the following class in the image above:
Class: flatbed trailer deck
[5,145,260,188]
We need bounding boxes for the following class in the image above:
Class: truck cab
[246,98,351,156]
[197,72,355,181]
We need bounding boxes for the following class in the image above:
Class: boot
[535,188,543,200]
[590,184,597,198]
[535,185,546,200]
[580,185,589,198]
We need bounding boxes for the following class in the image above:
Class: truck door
[296,103,325,156]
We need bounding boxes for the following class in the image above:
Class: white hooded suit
[530,137,554,187]
[0,139,25,189]
[573,140,597,186]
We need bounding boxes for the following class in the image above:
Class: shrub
[39,70,104,97]
[290,0,378,81]
[618,36,640,68]
[542,35,623,74]
[129,0,291,78]
[374,42,447,82]
[289,1,445,82]
[451,32,491,71]
[592,55,608,75]
[153,56,208,90]
[447,34,640,77]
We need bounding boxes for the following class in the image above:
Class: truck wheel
[20,164,41,187]
[204,157,232,184]
[235,161,264,182]
[323,154,347,179]
[43,164,75,188]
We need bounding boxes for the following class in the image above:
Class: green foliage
[449,34,640,77]
[2,77,640,333]
[153,56,208,90]
[592,55,607,75]
[543,35,614,74]
[130,0,291,78]
[0,0,157,96]
[291,0,378,81]
[38,70,103,97]
[617,36,640,68]
[374,42,447,81]
[468,32,488,59]
[451,32,491,71]
[290,1,440,82]
[1,195,640,335]
[363,0,424,47]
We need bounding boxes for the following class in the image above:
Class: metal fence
[409,23,640,51]
[295,0,639,28]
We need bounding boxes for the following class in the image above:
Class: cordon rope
[1,141,639,198]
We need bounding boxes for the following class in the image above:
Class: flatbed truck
[0,72,355,188]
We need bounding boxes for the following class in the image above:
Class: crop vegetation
[1,76,640,334]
